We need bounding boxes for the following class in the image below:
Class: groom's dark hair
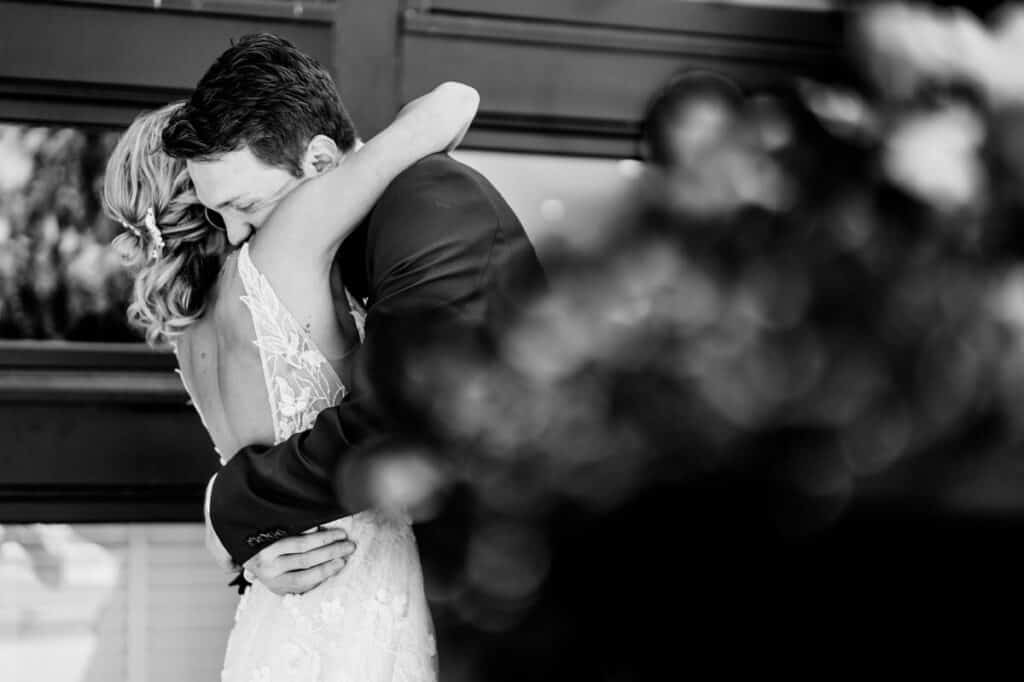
[162,33,357,176]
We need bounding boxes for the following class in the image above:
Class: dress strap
[236,243,348,444]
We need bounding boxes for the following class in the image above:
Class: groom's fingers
[261,529,348,561]
[242,528,355,594]
[280,557,348,594]
[277,540,355,573]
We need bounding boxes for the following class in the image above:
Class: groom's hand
[242,528,355,595]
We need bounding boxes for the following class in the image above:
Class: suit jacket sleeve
[208,155,544,565]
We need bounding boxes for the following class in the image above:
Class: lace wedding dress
[217,243,437,682]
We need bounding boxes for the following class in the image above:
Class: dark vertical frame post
[332,0,406,140]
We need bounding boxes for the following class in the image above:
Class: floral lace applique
[237,243,359,444]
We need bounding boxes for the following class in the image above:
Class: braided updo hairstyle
[103,103,227,345]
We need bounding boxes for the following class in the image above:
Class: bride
[103,82,479,681]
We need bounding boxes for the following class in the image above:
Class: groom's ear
[301,134,341,177]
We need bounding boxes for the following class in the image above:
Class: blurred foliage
[0,124,140,342]
[348,3,1024,677]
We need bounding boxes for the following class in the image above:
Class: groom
[162,34,546,593]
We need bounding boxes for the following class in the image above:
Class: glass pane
[0,123,141,343]
[679,0,841,8]
[453,149,641,257]
[0,523,237,682]
[0,138,633,345]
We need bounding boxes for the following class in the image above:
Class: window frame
[0,0,848,522]
[0,0,340,521]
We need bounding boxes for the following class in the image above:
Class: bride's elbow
[437,81,480,120]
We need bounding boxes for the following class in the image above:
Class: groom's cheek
[252,207,274,231]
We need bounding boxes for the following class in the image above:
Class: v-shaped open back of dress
[185,243,436,682]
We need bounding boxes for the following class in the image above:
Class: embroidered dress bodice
[207,244,435,682]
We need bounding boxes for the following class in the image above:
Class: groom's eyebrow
[215,195,252,210]
[213,180,291,211]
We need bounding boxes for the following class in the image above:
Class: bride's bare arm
[255,81,479,267]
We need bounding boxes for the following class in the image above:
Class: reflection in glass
[0,124,140,342]
[453,150,636,257]
[0,524,236,682]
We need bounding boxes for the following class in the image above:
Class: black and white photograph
[2,0,1022,679]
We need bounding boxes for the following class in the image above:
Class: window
[0,5,337,680]
[454,149,642,258]
[0,123,140,343]
[1,523,238,682]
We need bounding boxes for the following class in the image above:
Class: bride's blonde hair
[103,103,227,345]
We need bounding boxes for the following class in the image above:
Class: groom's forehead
[186,159,234,207]
[187,151,268,204]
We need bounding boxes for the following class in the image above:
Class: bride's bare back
[173,255,275,458]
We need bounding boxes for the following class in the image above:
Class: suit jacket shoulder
[337,153,544,320]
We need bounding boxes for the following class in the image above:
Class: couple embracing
[104,33,545,681]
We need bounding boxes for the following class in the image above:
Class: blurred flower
[990,266,1024,333]
[363,9,1024,677]
[883,104,984,211]
[460,521,550,631]
[985,7,1024,102]
[859,3,1024,107]
[0,124,137,341]
[363,448,451,521]
[800,82,880,143]
[858,4,998,99]
[0,126,36,193]
[664,135,795,217]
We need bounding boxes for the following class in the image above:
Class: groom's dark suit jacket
[209,153,546,564]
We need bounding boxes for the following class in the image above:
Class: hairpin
[143,207,165,260]
[120,207,165,261]
[119,219,142,240]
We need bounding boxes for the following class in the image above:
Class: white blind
[0,523,238,682]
